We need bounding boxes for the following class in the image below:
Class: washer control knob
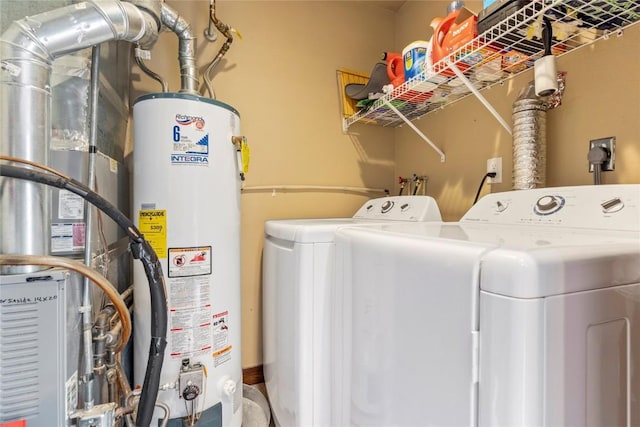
[495,200,508,212]
[366,204,373,211]
[534,195,565,215]
[381,200,394,213]
[536,196,558,212]
[601,197,624,213]
[400,203,409,211]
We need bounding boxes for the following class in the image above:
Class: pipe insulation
[0,161,168,427]
[0,0,160,273]
[512,81,547,190]
[160,3,199,94]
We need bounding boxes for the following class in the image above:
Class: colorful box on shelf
[501,44,565,73]
[432,38,500,77]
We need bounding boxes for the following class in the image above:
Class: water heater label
[213,310,232,367]
[168,246,212,277]
[168,276,213,358]
[138,209,167,258]
[171,113,210,166]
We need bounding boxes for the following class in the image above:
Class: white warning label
[59,190,84,219]
[51,223,85,252]
[169,306,212,358]
[213,311,232,367]
[169,246,212,278]
[168,275,212,358]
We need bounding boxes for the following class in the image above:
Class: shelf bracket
[381,98,446,162]
[446,60,512,136]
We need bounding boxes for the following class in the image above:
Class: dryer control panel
[461,184,640,231]
[353,196,442,222]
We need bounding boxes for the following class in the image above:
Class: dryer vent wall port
[588,137,615,172]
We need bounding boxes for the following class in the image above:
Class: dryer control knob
[381,200,394,213]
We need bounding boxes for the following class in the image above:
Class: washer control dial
[381,200,394,213]
[601,197,624,213]
[400,203,409,211]
[495,200,508,213]
[534,195,565,215]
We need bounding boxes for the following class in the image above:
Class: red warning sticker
[168,246,212,277]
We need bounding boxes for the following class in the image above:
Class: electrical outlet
[487,157,502,184]
[589,137,615,172]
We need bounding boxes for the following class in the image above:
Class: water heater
[132,93,242,426]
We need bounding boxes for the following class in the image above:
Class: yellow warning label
[241,140,250,174]
[212,345,232,358]
[138,209,167,258]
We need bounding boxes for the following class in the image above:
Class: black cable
[473,172,497,205]
[0,164,167,427]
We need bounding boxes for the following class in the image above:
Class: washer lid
[265,218,385,243]
[263,195,441,243]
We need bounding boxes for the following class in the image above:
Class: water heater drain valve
[179,359,205,401]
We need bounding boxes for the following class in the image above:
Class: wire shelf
[342,0,640,130]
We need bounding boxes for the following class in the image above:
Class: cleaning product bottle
[402,40,431,82]
[383,52,404,87]
[431,2,464,65]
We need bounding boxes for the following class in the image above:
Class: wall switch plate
[589,137,615,172]
[487,157,502,184]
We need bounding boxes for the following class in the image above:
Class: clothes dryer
[335,185,640,427]
[262,196,442,427]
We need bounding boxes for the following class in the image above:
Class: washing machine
[334,184,640,427]
[262,195,442,427]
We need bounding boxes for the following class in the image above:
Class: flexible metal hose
[203,0,234,98]
[0,254,131,352]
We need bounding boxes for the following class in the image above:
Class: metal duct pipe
[512,81,547,190]
[0,0,159,274]
[160,3,199,95]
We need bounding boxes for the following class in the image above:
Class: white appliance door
[263,236,311,427]
[545,282,640,427]
[263,235,334,427]
[480,283,640,427]
[340,229,490,426]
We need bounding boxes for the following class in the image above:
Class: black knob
[381,200,394,213]
[182,384,200,401]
